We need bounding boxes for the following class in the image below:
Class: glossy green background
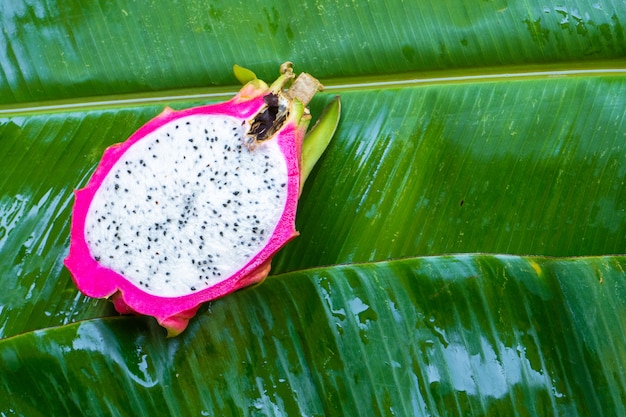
[0,0,625,415]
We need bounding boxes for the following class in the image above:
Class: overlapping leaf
[1,0,625,104]
[2,256,626,415]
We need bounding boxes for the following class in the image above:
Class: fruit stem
[269,62,296,93]
[269,62,324,107]
[285,73,324,107]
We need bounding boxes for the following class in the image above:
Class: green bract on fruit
[64,63,340,336]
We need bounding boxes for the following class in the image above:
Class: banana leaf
[1,0,625,415]
[2,256,626,415]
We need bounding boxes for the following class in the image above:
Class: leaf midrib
[1,60,625,117]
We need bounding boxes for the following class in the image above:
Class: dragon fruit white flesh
[64,63,339,336]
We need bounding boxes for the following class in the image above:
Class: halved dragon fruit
[65,63,340,336]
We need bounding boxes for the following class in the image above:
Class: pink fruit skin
[64,92,301,336]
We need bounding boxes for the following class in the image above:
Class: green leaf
[1,0,625,415]
[2,1,625,104]
[1,256,625,415]
[3,74,624,339]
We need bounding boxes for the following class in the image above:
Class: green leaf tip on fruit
[301,96,341,188]
[233,64,257,84]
